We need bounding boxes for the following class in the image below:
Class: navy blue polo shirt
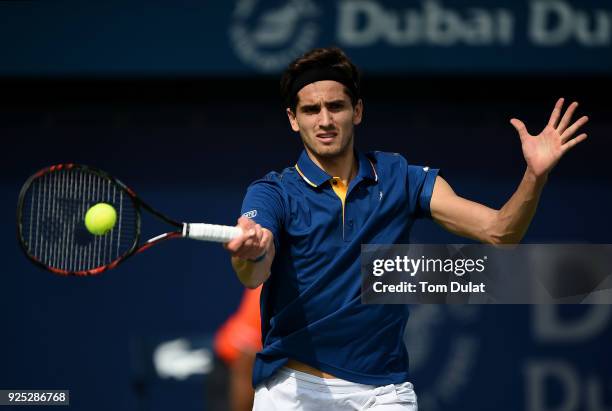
[240,149,439,387]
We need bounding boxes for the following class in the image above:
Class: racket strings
[20,169,138,273]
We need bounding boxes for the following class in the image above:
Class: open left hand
[510,98,589,179]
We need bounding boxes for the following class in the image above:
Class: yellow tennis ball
[85,203,117,235]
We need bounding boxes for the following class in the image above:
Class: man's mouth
[316,132,337,143]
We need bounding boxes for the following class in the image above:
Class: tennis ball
[85,203,117,235]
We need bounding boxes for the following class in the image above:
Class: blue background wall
[1,1,611,410]
[2,77,610,411]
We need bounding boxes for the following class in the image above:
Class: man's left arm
[430,98,589,245]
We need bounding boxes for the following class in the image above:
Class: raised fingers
[557,101,578,134]
[562,133,588,153]
[547,97,565,128]
[561,115,589,143]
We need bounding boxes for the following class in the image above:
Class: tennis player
[224,47,589,410]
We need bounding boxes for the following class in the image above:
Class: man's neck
[306,147,357,185]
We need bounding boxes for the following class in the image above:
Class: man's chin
[313,148,344,159]
[303,138,352,160]
[311,143,347,157]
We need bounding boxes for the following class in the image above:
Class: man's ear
[353,99,364,126]
[287,107,300,132]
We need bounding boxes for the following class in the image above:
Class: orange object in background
[214,286,262,366]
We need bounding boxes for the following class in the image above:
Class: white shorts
[253,367,417,411]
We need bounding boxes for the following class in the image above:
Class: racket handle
[183,223,242,243]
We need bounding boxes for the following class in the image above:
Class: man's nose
[319,108,333,127]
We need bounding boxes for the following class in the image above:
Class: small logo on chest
[379,191,384,201]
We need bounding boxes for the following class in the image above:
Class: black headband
[289,67,359,104]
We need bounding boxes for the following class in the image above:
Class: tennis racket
[17,164,242,276]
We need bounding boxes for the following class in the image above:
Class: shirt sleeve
[240,173,285,249]
[406,164,440,219]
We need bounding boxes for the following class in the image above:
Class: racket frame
[17,163,183,276]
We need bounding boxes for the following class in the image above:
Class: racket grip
[183,223,242,243]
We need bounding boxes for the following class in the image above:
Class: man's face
[287,80,363,160]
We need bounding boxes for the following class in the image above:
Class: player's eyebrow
[299,103,321,112]
[299,99,347,112]
[325,99,346,107]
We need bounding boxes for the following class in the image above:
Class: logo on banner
[230,0,320,72]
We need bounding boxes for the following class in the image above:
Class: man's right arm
[225,216,275,289]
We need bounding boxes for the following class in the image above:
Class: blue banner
[1,0,611,76]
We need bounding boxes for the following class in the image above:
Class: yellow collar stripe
[295,164,318,187]
[368,159,378,182]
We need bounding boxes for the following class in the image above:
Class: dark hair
[280,47,361,112]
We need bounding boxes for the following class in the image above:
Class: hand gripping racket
[17,164,242,276]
